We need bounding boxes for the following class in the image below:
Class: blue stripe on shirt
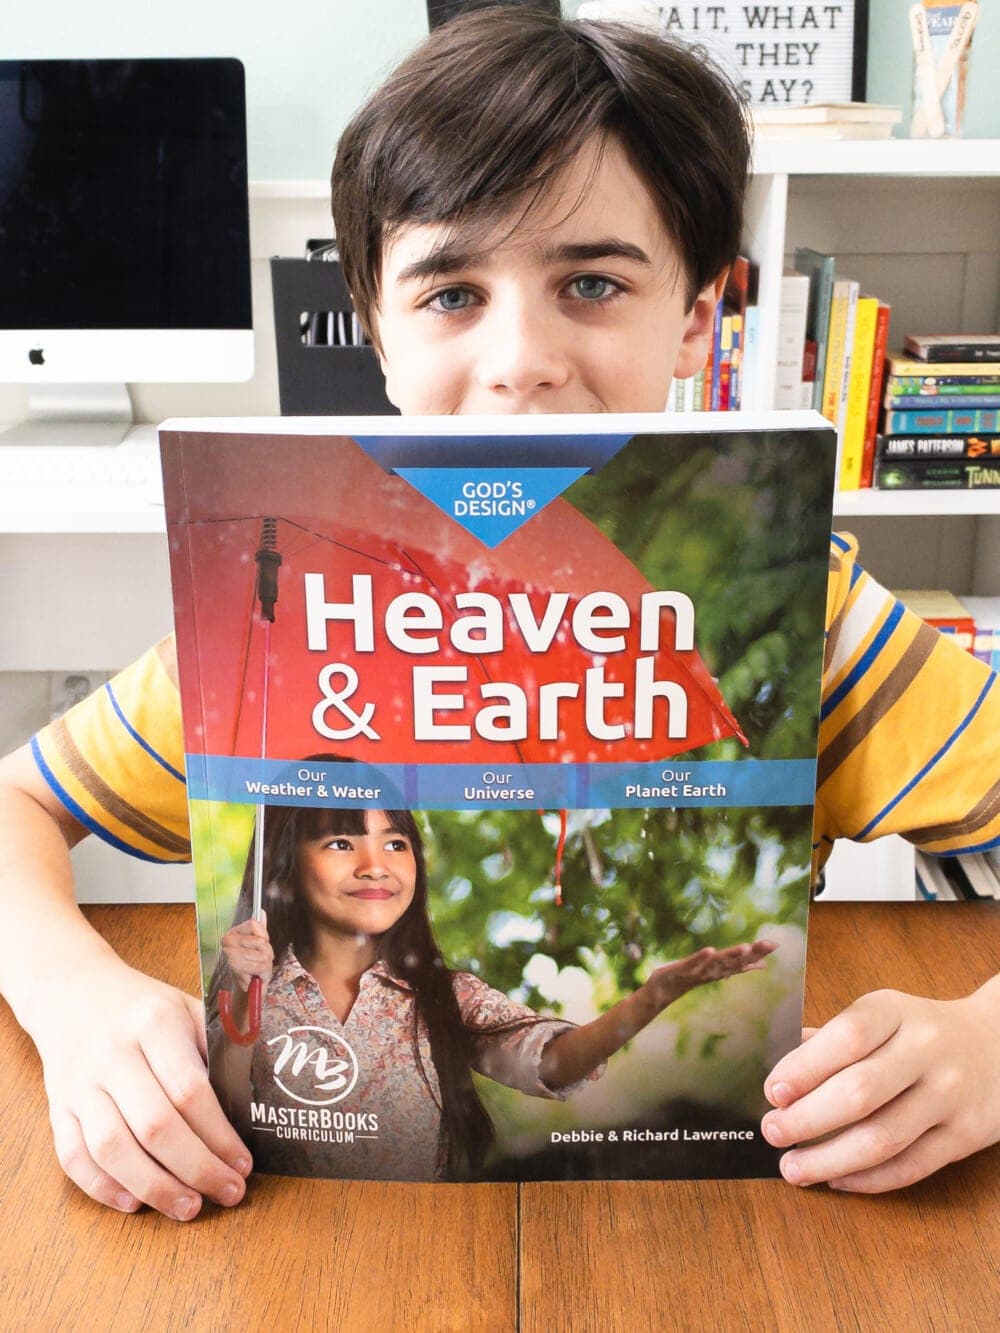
[30,735,173,863]
[821,598,905,721]
[104,682,186,784]
[855,672,997,841]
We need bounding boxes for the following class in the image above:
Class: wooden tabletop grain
[1,901,998,1333]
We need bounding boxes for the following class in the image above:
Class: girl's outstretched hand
[760,976,1000,1192]
[220,914,274,995]
[643,939,778,1009]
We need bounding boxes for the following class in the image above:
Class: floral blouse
[236,945,603,1181]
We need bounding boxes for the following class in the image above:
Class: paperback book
[161,415,835,1184]
[876,456,1000,489]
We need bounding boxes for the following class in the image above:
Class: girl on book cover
[206,800,776,1182]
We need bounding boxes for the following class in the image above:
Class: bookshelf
[2,147,999,901]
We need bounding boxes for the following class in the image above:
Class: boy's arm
[0,742,251,1219]
[761,976,1000,1191]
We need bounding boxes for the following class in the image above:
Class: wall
[4,2,998,185]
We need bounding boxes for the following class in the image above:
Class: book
[878,433,1000,458]
[876,457,1000,489]
[886,374,1000,393]
[752,104,901,139]
[892,589,975,651]
[904,334,1000,363]
[860,302,892,488]
[160,414,835,1184]
[885,394,1000,410]
[753,102,902,125]
[882,408,1000,434]
[886,355,1000,377]
[821,279,857,428]
[793,248,835,414]
[774,271,810,410]
[960,596,1000,672]
[839,296,879,490]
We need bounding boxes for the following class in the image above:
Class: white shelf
[834,488,1000,518]
[752,138,1000,178]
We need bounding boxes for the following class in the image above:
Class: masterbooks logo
[395,466,588,546]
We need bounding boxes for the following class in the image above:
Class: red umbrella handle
[218,975,262,1046]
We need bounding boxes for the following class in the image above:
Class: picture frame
[577,1,869,106]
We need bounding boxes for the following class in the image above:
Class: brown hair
[331,8,750,337]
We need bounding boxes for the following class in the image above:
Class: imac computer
[0,58,253,446]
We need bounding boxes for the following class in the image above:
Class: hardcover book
[160,414,835,1184]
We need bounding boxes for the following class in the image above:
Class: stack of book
[893,588,1000,666]
[916,849,1000,901]
[874,334,1000,490]
[781,248,892,490]
[667,254,758,413]
[751,103,902,141]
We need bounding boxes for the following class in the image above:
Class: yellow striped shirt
[31,538,1000,876]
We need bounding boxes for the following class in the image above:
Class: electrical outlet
[49,671,110,721]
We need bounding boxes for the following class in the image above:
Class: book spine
[887,357,1000,376]
[860,302,891,488]
[886,376,1000,392]
[740,305,759,412]
[794,249,835,412]
[885,394,1000,409]
[904,342,1000,364]
[839,296,878,490]
[775,273,810,410]
[877,433,1000,458]
[729,315,743,410]
[883,408,1000,433]
[718,314,733,411]
[821,280,850,423]
[875,458,1000,488]
[709,299,724,411]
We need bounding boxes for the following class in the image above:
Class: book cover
[160,415,834,1184]
[960,596,1000,673]
[793,249,835,414]
[886,394,1000,409]
[839,296,879,490]
[883,408,1000,434]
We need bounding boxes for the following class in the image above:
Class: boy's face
[372,136,724,416]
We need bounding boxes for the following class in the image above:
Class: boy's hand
[643,939,777,1010]
[220,915,274,995]
[761,978,1000,1192]
[32,957,252,1220]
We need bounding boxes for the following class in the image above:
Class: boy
[1,10,998,1221]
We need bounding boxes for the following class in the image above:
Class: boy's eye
[568,274,617,301]
[428,286,473,313]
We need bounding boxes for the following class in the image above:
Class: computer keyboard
[0,426,165,531]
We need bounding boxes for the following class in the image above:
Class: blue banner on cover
[585,759,816,808]
[395,467,588,546]
[188,755,815,811]
[188,756,408,808]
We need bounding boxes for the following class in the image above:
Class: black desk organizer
[269,255,397,415]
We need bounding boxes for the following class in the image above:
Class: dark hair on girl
[206,801,495,1178]
[331,7,750,339]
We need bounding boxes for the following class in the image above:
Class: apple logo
[28,348,45,365]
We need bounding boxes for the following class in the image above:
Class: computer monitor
[0,58,253,445]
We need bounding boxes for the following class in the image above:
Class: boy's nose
[476,300,571,400]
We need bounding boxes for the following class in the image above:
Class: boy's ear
[672,269,729,380]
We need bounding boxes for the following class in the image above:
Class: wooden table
[2,902,998,1332]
